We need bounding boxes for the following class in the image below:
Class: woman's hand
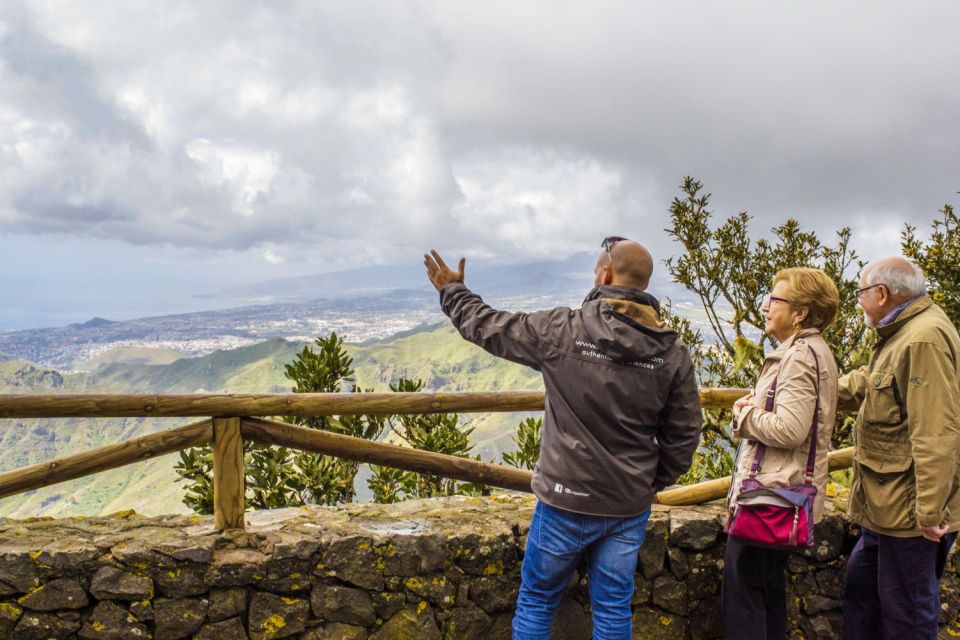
[732,392,754,420]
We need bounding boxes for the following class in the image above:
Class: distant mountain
[0,290,443,370]
[0,254,617,370]
[79,346,186,369]
[199,253,599,304]
[0,252,699,372]
[70,317,118,329]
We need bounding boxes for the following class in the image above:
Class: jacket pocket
[862,371,903,426]
[856,448,915,530]
[737,441,787,477]
[756,446,788,474]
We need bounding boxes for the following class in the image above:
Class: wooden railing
[0,390,856,530]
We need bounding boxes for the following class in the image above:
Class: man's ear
[602,265,613,285]
[877,284,890,307]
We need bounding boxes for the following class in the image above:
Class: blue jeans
[513,501,651,640]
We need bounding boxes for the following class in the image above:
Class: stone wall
[0,495,957,639]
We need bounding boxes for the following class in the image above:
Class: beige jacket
[839,296,960,537]
[729,329,839,523]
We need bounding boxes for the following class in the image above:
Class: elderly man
[423,239,701,640]
[840,257,960,639]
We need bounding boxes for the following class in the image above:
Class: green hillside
[79,345,187,369]
[0,325,544,518]
[90,337,303,392]
[351,324,543,458]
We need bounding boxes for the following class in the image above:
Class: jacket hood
[581,285,678,361]
[583,285,662,315]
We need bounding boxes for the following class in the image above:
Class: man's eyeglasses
[601,236,627,265]
[856,283,885,299]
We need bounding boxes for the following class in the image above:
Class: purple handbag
[725,346,821,549]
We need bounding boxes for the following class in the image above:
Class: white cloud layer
[1,0,959,268]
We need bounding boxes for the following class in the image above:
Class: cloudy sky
[1,1,958,329]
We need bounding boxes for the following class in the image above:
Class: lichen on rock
[0,494,949,638]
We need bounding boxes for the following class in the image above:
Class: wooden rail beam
[213,417,245,530]
[240,418,856,507]
[241,417,535,493]
[0,388,761,419]
[0,392,544,419]
[0,390,863,509]
[655,446,855,506]
[0,419,213,500]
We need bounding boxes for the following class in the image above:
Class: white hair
[864,260,926,298]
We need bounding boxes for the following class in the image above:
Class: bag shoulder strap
[748,344,822,482]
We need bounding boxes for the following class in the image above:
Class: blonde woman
[722,268,840,640]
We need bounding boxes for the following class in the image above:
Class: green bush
[176,332,492,512]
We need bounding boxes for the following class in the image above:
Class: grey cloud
[0,22,149,146]
[430,2,960,221]
[0,1,957,265]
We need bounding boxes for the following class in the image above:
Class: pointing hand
[424,250,465,292]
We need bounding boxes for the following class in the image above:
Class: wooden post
[213,417,245,530]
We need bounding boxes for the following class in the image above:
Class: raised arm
[425,250,547,370]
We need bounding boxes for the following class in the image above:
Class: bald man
[840,257,960,639]
[424,238,701,639]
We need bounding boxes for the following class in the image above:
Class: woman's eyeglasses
[756,294,792,309]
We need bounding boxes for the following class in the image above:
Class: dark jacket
[838,296,960,536]
[440,282,702,517]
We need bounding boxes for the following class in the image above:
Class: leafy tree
[177,332,492,512]
[501,417,542,470]
[176,333,385,511]
[902,200,960,328]
[245,445,302,509]
[278,333,386,506]
[664,177,870,483]
[367,465,410,504]
[174,446,214,514]
[367,378,489,502]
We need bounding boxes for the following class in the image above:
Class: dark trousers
[721,537,789,640]
[843,528,956,640]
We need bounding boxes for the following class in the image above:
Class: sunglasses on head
[601,236,627,268]
[601,236,627,253]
